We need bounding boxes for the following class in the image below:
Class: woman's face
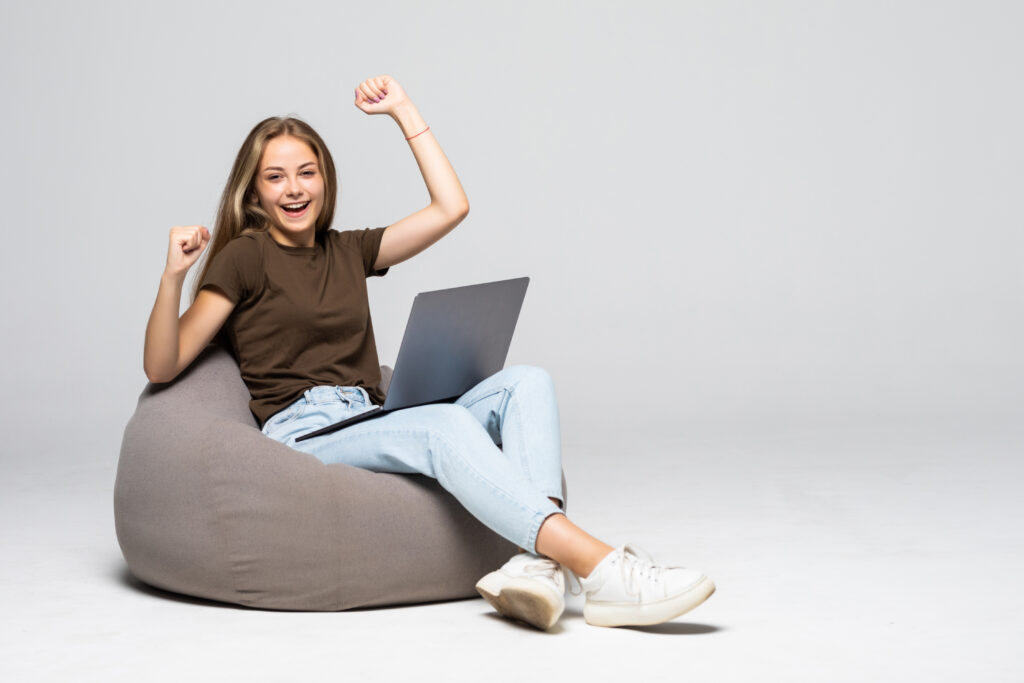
[254,135,325,247]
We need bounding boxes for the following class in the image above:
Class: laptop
[295,276,529,443]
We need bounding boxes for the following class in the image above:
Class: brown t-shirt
[198,227,390,428]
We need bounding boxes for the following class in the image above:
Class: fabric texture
[114,344,568,611]
[197,227,389,428]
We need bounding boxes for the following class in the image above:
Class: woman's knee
[504,364,555,391]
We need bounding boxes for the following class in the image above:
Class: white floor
[2,417,1021,682]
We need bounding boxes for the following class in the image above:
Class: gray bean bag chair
[115,344,565,611]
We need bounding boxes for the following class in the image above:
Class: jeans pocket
[262,400,307,436]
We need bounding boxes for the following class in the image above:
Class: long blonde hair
[190,116,339,303]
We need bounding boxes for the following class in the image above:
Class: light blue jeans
[261,365,565,554]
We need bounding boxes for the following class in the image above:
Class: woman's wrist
[162,269,187,286]
[390,102,427,139]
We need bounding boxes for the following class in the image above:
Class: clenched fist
[353,74,411,116]
[165,225,210,277]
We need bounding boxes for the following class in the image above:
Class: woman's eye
[302,170,315,176]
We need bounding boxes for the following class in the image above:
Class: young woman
[143,74,715,630]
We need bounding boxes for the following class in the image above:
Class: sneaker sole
[583,576,716,627]
[476,572,564,631]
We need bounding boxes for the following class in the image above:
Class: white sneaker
[575,544,715,627]
[475,553,566,630]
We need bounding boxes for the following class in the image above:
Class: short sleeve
[335,227,391,278]
[198,235,262,304]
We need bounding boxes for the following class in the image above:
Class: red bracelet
[405,125,430,141]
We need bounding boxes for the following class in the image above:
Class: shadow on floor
[620,622,722,635]
[562,604,723,634]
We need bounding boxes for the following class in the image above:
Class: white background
[1,1,1021,680]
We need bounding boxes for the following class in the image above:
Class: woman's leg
[451,366,614,577]
[535,514,613,578]
[263,384,614,579]
[266,385,563,554]
[264,385,714,628]
[453,365,565,509]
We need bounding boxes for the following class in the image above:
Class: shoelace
[520,557,561,581]
[617,545,667,596]
[563,544,666,598]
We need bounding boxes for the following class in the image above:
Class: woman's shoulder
[223,230,266,255]
[330,226,387,247]
[235,229,266,244]
[208,231,266,275]
[327,227,357,251]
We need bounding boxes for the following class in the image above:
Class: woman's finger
[359,82,379,103]
[369,77,385,98]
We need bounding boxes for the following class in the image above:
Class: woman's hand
[165,225,210,277]
[354,74,410,117]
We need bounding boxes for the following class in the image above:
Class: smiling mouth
[281,201,311,218]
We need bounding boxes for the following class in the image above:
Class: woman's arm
[144,225,234,383]
[353,75,470,270]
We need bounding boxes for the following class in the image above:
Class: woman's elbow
[144,363,175,384]
[441,194,469,217]
[145,370,166,384]
[446,200,469,224]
